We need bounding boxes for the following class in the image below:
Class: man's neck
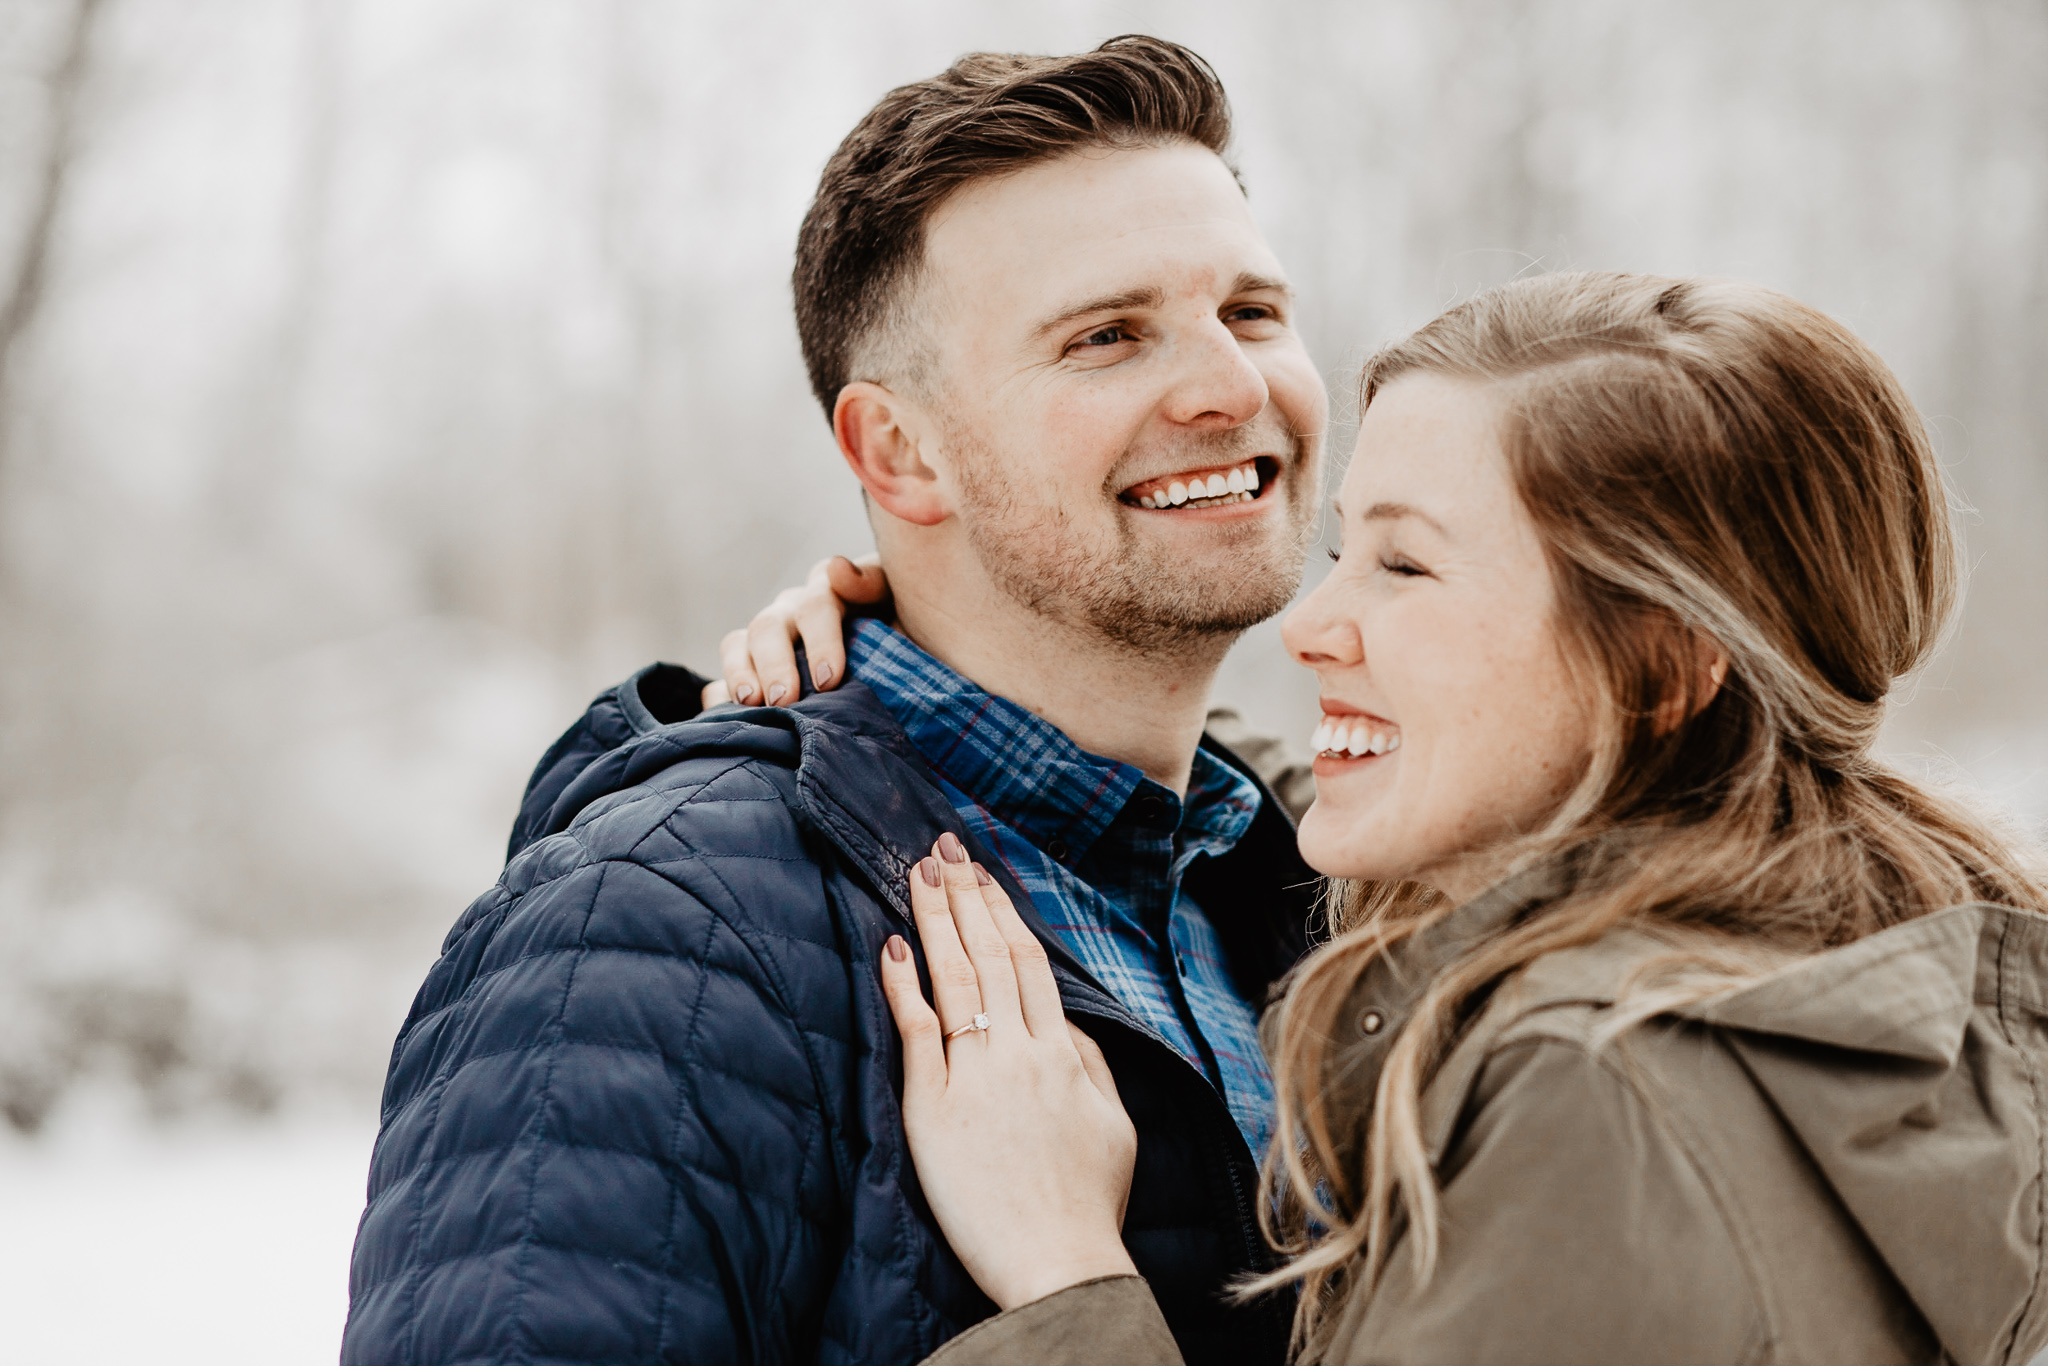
[888,575,1230,797]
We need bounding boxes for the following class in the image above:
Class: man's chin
[958,471,1312,653]
[1073,545,1304,653]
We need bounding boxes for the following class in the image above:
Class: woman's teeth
[1132,461,1260,509]
[1312,720,1401,759]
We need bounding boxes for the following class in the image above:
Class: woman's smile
[1309,705,1402,768]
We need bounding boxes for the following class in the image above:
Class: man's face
[912,141,1326,654]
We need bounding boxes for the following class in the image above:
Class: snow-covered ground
[0,1099,375,1366]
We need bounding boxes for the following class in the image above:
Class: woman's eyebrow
[1333,497,1450,537]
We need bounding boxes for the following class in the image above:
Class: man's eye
[1226,305,1275,323]
[1381,556,1426,577]
[1075,325,1128,349]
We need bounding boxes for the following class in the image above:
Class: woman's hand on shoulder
[881,836,1139,1311]
[700,553,889,708]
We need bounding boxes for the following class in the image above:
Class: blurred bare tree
[0,0,2041,1135]
[0,0,97,446]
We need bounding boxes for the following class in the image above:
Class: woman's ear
[834,382,949,527]
[1652,630,1732,735]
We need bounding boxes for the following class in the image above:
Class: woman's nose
[1282,571,1363,667]
[1161,320,1269,430]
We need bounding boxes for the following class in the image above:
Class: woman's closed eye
[1325,545,1431,578]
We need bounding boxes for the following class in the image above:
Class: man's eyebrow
[1333,498,1451,537]
[1232,271,1293,298]
[1027,273,1293,345]
[1028,286,1165,343]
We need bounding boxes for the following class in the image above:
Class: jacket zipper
[1065,997,1272,1274]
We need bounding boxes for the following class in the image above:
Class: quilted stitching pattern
[342,669,1306,1365]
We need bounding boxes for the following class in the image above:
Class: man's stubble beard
[949,426,1318,658]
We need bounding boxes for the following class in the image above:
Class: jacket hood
[1391,874,2048,1365]
[1666,902,2048,1363]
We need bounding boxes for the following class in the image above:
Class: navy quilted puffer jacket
[342,663,1314,1365]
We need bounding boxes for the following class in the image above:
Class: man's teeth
[1132,462,1262,510]
[1310,721,1401,759]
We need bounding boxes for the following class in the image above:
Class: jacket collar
[591,661,1316,1038]
[784,679,1318,1018]
[1317,859,1562,1100]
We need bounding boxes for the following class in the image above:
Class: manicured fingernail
[973,863,993,886]
[919,857,942,887]
[813,663,834,687]
[735,683,756,704]
[886,934,908,963]
[767,683,788,705]
[937,832,967,864]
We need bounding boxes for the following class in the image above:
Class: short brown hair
[792,35,1235,417]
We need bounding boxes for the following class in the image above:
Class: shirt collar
[846,617,1259,863]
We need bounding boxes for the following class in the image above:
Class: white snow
[0,1104,375,1366]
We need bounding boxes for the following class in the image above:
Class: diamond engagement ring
[944,1013,991,1040]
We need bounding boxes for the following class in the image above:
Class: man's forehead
[920,143,1284,321]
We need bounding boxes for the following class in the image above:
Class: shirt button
[1045,837,1070,862]
[1359,1010,1385,1036]
[1175,953,1188,975]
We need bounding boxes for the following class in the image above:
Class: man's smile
[1117,457,1281,510]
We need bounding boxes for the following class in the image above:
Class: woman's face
[1281,373,1596,901]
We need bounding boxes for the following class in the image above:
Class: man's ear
[834,382,948,527]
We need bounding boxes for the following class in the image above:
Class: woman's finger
[826,553,892,606]
[745,597,805,706]
[880,934,946,1100]
[700,679,732,709]
[908,853,984,1034]
[1066,1023,1134,1227]
[933,836,1023,1030]
[1067,1023,1122,1108]
[974,867,1066,1039]
[717,628,761,707]
[794,591,849,691]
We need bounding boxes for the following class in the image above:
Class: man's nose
[1160,319,1269,429]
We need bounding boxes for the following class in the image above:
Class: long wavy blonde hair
[1255,272,2047,1355]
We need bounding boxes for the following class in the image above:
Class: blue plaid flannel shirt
[846,618,1275,1156]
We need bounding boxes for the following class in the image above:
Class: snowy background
[0,1,2043,1360]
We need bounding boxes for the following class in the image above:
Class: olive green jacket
[927,876,2048,1365]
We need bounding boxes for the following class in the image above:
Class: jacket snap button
[1046,837,1070,862]
[1359,1010,1385,1036]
